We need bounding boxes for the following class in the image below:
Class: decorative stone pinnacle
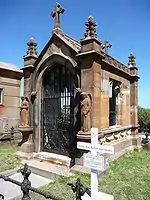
[128,53,136,67]
[84,16,97,38]
[26,37,37,56]
[51,2,64,33]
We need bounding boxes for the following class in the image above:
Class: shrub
[138,106,150,133]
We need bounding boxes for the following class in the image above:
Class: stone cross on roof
[51,2,64,34]
[84,16,97,38]
[102,40,112,54]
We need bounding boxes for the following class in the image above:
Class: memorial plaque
[77,141,114,154]
[84,153,106,171]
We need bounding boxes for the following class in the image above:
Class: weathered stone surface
[0,70,22,132]
[18,6,139,170]
[0,117,8,133]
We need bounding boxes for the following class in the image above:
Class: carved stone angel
[20,96,29,126]
[80,92,92,132]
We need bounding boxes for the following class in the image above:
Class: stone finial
[26,37,37,56]
[128,53,136,67]
[84,16,97,38]
[51,2,64,34]
[102,40,112,54]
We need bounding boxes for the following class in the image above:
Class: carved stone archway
[32,54,80,158]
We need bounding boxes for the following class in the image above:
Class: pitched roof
[33,31,129,72]
[57,32,81,52]
[51,32,129,69]
[0,62,23,73]
[33,32,81,68]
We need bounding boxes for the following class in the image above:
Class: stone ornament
[84,16,97,38]
[80,92,92,133]
[100,129,131,144]
[128,53,136,67]
[26,37,37,56]
[31,91,37,104]
[51,2,64,32]
[102,40,112,54]
[20,96,29,127]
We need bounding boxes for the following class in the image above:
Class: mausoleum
[17,3,141,170]
[0,62,23,134]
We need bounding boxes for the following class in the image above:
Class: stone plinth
[17,126,34,154]
[75,133,141,167]
[77,130,103,141]
[34,152,71,167]
[33,152,71,176]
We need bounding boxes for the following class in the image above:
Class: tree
[138,106,150,133]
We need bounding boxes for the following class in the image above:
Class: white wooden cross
[77,128,114,200]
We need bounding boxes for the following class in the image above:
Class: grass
[0,143,21,172]
[15,149,150,200]
[100,149,150,200]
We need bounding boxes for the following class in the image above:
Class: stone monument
[20,96,29,126]
[77,92,93,139]
[18,96,34,157]
[16,2,141,172]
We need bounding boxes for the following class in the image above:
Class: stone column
[116,92,123,126]
[77,16,104,131]
[128,54,139,135]
[100,73,109,129]
[119,82,131,126]
[21,38,38,126]
[17,38,38,157]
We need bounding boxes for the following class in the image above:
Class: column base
[18,126,34,154]
[131,134,142,150]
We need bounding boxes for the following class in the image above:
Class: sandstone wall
[100,69,131,129]
[0,77,21,132]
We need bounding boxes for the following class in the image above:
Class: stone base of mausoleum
[18,152,72,178]
[75,135,142,168]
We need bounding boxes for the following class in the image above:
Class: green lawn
[20,149,150,200]
[0,143,21,172]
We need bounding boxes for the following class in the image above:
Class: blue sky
[0,0,149,108]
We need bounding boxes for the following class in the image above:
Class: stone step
[21,158,72,179]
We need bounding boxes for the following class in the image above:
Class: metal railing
[0,163,91,200]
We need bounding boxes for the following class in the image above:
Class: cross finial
[51,2,64,34]
[84,16,97,38]
[102,40,112,54]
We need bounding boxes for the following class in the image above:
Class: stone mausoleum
[17,3,140,171]
[0,62,23,135]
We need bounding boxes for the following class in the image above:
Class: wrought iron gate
[42,65,76,156]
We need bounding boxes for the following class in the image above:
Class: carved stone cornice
[102,52,130,75]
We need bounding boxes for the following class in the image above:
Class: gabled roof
[33,31,129,73]
[34,32,81,68]
[57,33,81,52]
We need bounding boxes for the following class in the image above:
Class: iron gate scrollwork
[42,65,76,156]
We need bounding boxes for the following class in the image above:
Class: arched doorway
[41,64,77,157]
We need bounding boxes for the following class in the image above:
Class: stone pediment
[34,32,81,69]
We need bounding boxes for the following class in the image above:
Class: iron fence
[0,163,91,200]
